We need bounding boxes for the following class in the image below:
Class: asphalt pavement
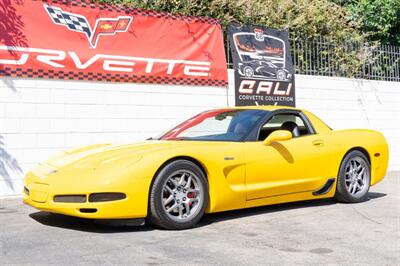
[1,172,399,265]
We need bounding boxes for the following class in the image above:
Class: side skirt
[312,178,336,196]
[245,188,335,209]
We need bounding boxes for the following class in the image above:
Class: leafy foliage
[336,0,400,46]
[93,0,391,78]
[97,0,361,40]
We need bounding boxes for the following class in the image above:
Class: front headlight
[99,155,142,168]
[31,163,58,177]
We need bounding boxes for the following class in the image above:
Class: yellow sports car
[23,106,389,229]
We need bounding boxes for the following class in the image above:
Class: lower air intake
[79,208,97,213]
[88,193,126,202]
[54,195,86,203]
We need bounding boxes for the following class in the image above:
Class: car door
[244,111,331,200]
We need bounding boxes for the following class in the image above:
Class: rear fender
[328,129,389,186]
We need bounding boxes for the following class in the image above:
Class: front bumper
[23,171,148,219]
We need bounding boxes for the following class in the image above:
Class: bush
[95,0,375,77]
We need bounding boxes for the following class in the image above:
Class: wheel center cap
[175,191,186,201]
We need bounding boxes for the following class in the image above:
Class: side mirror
[263,130,292,146]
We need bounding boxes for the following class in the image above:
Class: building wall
[1,70,399,196]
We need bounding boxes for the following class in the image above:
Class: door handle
[312,139,324,146]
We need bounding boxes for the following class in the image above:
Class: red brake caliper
[187,192,195,206]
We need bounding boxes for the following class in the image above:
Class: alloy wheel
[161,170,203,221]
[244,66,254,77]
[344,156,369,196]
[276,69,286,80]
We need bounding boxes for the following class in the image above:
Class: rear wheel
[334,150,370,203]
[147,160,208,230]
[276,69,286,80]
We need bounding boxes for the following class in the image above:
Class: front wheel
[147,160,208,230]
[334,150,371,203]
[243,66,254,77]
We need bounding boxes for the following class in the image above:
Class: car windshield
[159,109,268,141]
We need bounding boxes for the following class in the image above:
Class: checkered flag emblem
[44,4,132,48]
[45,5,92,40]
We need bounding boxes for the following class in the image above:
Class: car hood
[45,140,176,169]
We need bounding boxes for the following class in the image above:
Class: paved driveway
[1,172,399,265]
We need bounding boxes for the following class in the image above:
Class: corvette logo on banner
[0,0,228,86]
[44,4,132,48]
[228,23,295,106]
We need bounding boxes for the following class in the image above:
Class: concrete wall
[1,70,399,196]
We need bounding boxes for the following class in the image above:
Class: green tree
[97,0,362,41]
[95,0,376,77]
[341,0,400,46]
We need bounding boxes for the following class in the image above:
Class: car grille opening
[24,187,30,196]
[79,208,97,213]
[88,193,126,202]
[54,195,87,203]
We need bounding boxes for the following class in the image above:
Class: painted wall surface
[1,70,399,196]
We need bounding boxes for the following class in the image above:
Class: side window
[258,113,311,141]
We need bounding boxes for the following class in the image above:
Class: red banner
[0,0,228,86]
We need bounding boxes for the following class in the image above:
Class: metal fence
[291,36,400,82]
[227,35,400,82]
[359,45,400,82]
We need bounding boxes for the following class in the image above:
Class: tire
[276,69,286,81]
[334,150,371,203]
[243,66,254,77]
[147,160,209,230]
